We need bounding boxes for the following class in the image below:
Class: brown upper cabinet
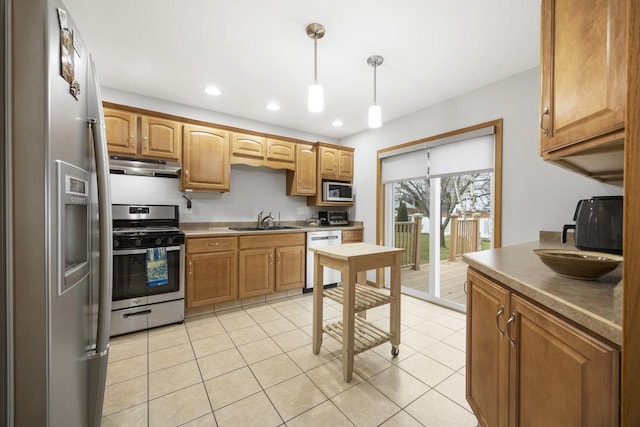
[286,143,317,196]
[231,132,295,170]
[307,142,355,207]
[318,144,353,182]
[104,107,181,161]
[181,124,230,192]
[539,0,626,184]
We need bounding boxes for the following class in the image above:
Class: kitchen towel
[146,247,169,287]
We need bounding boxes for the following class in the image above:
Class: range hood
[109,156,181,178]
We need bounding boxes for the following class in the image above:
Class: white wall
[111,165,322,222]
[103,87,339,145]
[341,68,622,247]
[104,88,338,223]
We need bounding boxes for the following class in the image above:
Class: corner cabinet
[238,233,305,298]
[286,143,316,196]
[181,124,230,192]
[186,236,238,308]
[466,268,620,426]
[539,0,626,183]
[103,107,181,161]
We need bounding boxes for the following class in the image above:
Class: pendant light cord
[314,38,318,83]
[373,63,377,105]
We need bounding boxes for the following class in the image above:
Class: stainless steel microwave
[323,181,353,202]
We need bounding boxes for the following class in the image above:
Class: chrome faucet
[261,212,274,229]
[257,211,263,228]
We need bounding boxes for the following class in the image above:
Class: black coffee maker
[562,196,623,255]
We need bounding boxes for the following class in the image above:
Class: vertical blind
[379,126,495,183]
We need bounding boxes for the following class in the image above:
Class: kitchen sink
[229,225,299,231]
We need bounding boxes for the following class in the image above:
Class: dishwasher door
[305,230,342,291]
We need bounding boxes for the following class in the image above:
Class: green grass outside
[397,233,491,263]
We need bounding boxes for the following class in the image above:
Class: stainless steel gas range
[110,204,185,336]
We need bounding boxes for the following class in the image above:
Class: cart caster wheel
[391,346,399,357]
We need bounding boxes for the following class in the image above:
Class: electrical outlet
[185,207,193,214]
[297,207,305,215]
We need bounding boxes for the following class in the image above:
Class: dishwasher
[305,230,342,292]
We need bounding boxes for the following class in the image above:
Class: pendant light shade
[306,23,325,113]
[308,83,324,113]
[367,55,384,128]
[368,104,382,128]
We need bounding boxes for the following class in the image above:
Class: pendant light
[367,55,384,128]
[306,23,325,113]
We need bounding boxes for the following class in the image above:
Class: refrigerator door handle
[87,56,112,427]
[88,57,113,355]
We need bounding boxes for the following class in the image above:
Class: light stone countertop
[463,239,622,346]
[180,222,364,237]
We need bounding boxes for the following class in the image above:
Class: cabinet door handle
[463,280,467,294]
[269,254,273,265]
[184,170,189,176]
[207,242,219,246]
[505,312,516,347]
[277,253,281,264]
[188,261,192,274]
[539,107,550,136]
[495,306,505,337]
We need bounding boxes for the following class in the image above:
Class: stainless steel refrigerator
[6,0,113,425]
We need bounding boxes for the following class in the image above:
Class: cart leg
[342,267,357,382]
[356,270,367,320]
[312,252,324,354]
[390,254,401,349]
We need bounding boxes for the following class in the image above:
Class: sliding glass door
[386,172,493,311]
[379,122,502,313]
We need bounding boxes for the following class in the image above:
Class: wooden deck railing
[448,217,479,261]
[394,216,422,270]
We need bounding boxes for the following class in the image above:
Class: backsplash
[110,164,343,222]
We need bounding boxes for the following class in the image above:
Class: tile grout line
[103,293,476,425]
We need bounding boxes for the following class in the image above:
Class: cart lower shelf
[323,316,395,355]
[324,283,393,313]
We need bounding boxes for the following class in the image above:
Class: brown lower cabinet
[186,236,238,308]
[466,268,619,427]
[238,233,305,298]
[342,229,363,243]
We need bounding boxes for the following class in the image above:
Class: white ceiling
[63,0,541,139]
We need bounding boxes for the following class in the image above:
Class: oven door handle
[113,246,182,255]
[123,309,153,318]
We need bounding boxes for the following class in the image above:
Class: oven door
[112,245,185,310]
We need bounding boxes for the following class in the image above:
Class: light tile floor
[101,292,478,427]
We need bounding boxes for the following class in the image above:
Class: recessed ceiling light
[266,102,280,111]
[332,120,343,127]
[204,86,221,96]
